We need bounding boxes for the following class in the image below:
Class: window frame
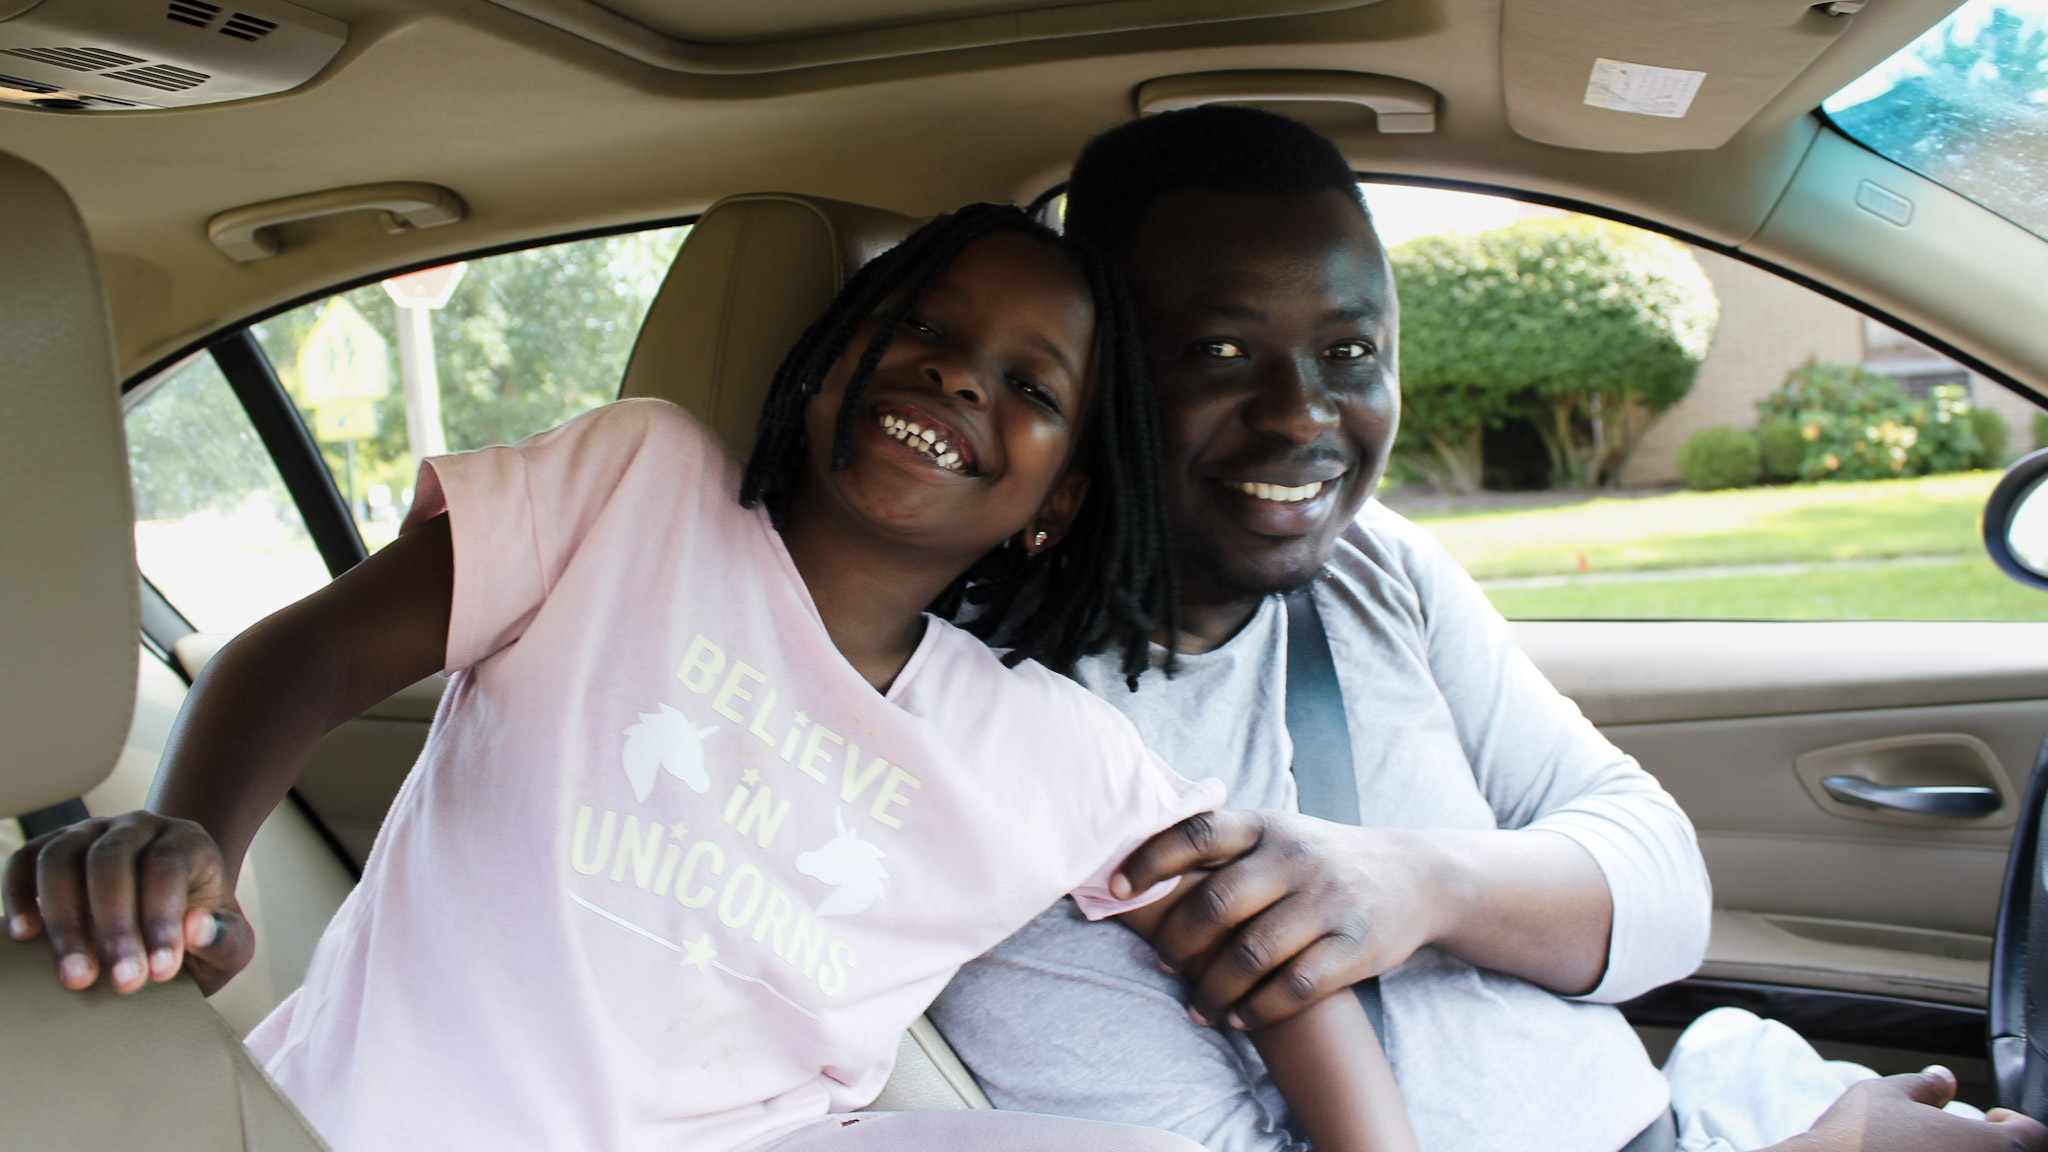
[120,214,700,593]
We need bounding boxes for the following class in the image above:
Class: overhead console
[481,0,1389,74]
[0,0,344,113]
[1500,0,1855,153]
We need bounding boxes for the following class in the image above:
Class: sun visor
[1501,0,1854,153]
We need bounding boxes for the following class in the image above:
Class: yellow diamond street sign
[297,298,390,444]
[313,396,379,443]
[298,297,391,404]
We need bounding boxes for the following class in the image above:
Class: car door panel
[1518,620,2048,1022]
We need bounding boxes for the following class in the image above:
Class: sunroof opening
[1822,0,2048,240]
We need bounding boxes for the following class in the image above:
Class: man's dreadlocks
[738,202,1175,686]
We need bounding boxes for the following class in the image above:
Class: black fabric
[1282,587,1384,1037]
[16,797,88,840]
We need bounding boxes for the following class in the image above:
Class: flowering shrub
[1756,360,1983,483]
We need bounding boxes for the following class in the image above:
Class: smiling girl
[7,204,1409,1152]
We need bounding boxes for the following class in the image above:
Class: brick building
[1621,246,2042,486]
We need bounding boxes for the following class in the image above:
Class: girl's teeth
[876,412,967,473]
[1234,480,1325,503]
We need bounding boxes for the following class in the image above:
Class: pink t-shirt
[245,399,1222,1152]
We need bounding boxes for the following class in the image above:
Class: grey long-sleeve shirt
[928,502,1712,1152]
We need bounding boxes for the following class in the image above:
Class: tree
[1391,218,1718,489]
[252,227,685,514]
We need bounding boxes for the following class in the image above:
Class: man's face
[1122,187,1399,605]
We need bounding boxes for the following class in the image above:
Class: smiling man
[927,108,2043,1152]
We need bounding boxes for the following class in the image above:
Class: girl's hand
[4,811,253,996]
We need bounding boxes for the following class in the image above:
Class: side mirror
[1986,447,2048,592]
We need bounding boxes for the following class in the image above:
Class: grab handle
[1821,774,2003,817]
[208,182,466,262]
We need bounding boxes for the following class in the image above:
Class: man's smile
[1206,470,1347,534]
[1223,477,1337,503]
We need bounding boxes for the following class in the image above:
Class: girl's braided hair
[738,202,1176,685]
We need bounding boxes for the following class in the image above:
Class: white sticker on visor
[1582,58,1706,119]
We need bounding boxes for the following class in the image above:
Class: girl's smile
[791,230,1097,563]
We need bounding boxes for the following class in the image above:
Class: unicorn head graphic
[796,809,889,917]
[621,703,718,801]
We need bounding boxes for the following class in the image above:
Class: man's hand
[1111,809,1614,1030]
[4,812,253,996]
[1773,1067,2047,1152]
[1111,810,1449,1030]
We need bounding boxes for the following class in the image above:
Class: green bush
[1677,427,1761,490]
[1756,361,1982,482]
[1392,218,1719,490]
[1916,384,1983,474]
[1970,406,2010,468]
[2034,410,2048,454]
[1757,418,1805,482]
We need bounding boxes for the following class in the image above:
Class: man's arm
[1112,513,1710,1029]
[1111,812,1611,1028]
[1771,1067,2045,1152]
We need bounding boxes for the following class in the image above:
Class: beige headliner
[0,0,2024,391]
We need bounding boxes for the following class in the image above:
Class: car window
[251,225,688,551]
[1359,182,2048,621]
[125,352,328,633]
[1823,0,2048,242]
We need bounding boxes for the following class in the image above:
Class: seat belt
[1282,586,1385,1038]
[1284,587,1675,1152]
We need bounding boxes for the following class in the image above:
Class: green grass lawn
[1482,557,2048,619]
[1404,472,2048,620]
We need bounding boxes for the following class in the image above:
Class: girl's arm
[1116,878,1418,1152]
[3,515,453,995]
[1250,992,1415,1152]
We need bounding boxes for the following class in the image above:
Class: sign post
[381,262,467,468]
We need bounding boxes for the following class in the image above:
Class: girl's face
[796,231,1097,567]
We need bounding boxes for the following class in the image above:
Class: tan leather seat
[618,192,993,1112]
[0,150,328,1149]
[620,191,920,451]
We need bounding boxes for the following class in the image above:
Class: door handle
[1820,775,2002,817]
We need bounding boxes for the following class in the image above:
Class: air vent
[0,46,144,71]
[0,0,346,112]
[220,12,277,41]
[166,1,220,29]
[103,63,210,91]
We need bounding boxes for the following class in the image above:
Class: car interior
[4,0,2048,1145]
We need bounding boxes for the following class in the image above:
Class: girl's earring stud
[1031,530,1049,549]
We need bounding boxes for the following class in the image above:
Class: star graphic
[740,767,761,787]
[678,933,717,973]
[791,712,809,727]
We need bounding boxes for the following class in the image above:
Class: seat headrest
[0,152,138,817]
[619,192,919,457]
